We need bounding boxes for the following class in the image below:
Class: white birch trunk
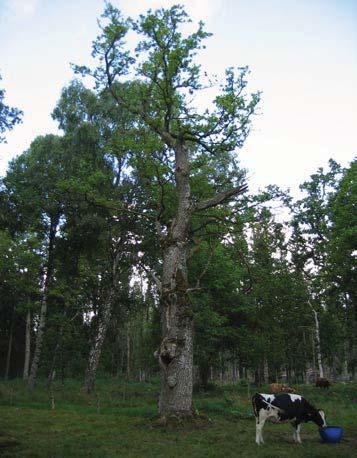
[309,302,324,378]
[84,292,113,394]
[28,217,58,391]
[83,247,121,394]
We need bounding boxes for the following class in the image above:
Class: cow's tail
[251,393,259,417]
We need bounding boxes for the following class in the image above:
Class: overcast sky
[1,0,356,197]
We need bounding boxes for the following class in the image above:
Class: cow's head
[309,409,326,427]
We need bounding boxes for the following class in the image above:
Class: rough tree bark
[28,216,58,391]
[23,309,31,380]
[154,136,248,419]
[155,139,194,418]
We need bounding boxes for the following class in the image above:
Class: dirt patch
[341,435,357,446]
[0,439,20,449]
[150,413,213,430]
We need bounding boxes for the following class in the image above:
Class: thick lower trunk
[23,310,31,380]
[84,293,113,394]
[157,243,193,418]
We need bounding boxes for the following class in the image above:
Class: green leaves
[74,3,259,162]
[0,73,23,143]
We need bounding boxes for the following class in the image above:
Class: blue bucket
[319,426,344,443]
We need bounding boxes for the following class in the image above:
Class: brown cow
[282,385,296,394]
[270,383,283,393]
[269,383,296,394]
[315,377,330,388]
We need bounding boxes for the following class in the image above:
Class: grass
[0,379,356,457]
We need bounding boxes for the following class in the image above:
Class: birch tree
[4,135,64,390]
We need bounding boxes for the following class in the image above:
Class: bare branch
[187,241,214,292]
[193,184,248,212]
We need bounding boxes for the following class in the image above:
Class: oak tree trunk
[156,140,194,418]
[158,245,194,417]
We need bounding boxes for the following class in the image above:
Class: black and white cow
[252,393,326,444]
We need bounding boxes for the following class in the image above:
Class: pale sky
[1,0,356,197]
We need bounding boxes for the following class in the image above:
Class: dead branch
[193,184,248,212]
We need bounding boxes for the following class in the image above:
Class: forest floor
[0,379,356,457]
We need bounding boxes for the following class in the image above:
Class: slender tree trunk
[126,324,131,380]
[46,341,60,390]
[254,370,260,386]
[4,312,14,380]
[23,310,31,380]
[84,291,113,394]
[46,309,68,389]
[310,302,324,378]
[83,242,122,394]
[156,140,194,419]
[263,358,269,383]
[199,362,210,388]
[28,216,58,391]
[115,331,122,378]
[232,359,238,383]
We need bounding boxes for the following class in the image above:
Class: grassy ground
[0,379,356,457]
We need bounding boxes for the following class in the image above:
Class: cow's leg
[292,422,302,443]
[295,424,302,443]
[255,418,261,444]
[256,410,267,444]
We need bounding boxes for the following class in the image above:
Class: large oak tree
[74,3,260,418]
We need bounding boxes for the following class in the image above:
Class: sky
[1,0,356,198]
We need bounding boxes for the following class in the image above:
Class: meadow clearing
[0,379,356,457]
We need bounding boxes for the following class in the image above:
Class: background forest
[0,4,356,399]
